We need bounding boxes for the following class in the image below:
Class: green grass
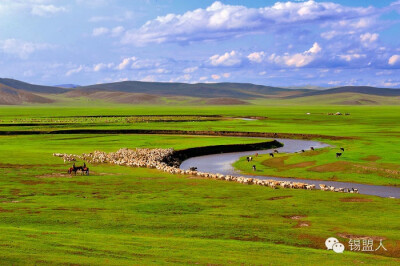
[0,105,400,264]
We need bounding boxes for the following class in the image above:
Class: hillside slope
[0,84,54,105]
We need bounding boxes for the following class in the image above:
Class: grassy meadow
[0,104,399,264]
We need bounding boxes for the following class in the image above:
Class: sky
[1,0,400,87]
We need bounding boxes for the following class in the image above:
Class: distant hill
[1,78,400,105]
[78,81,300,98]
[0,84,54,105]
[54,84,80,88]
[287,86,400,98]
[0,78,67,94]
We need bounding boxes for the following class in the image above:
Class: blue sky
[1,0,400,87]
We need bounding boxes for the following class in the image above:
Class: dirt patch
[0,207,13,213]
[262,156,316,171]
[283,215,307,220]
[301,149,329,157]
[362,155,382,161]
[340,197,373,202]
[337,233,387,241]
[294,221,311,228]
[267,195,293,200]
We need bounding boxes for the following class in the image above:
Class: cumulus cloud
[339,53,366,62]
[209,50,241,66]
[122,1,377,45]
[211,74,221,80]
[183,66,199,73]
[31,4,66,16]
[360,32,378,43]
[248,52,266,63]
[388,55,400,66]
[270,42,322,67]
[93,63,114,72]
[116,56,137,70]
[92,27,110,36]
[0,39,53,59]
[0,1,67,16]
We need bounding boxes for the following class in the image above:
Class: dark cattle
[269,153,274,157]
[336,153,342,158]
[246,157,250,162]
[301,150,305,153]
[274,149,279,153]
[340,148,345,151]
[310,147,314,151]
[189,167,197,171]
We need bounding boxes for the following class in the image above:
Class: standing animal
[274,149,279,153]
[269,153,274,157]
[252,165,256,171]
[336,153,342,158]
[189,167,197,171]
[249,156,252,161]
[340,147,345,151]
[255,153,259,157]
[246,157,250,162]
[301,150,305,153]
[310,147,314,151]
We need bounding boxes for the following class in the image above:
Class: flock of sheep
[53,147,359,194]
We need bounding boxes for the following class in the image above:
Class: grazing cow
[310,147,314,151]
[336,153,342,158]
[340,147,345,151]
[269,153,274,157]
[252,165,256,171]
[274,149,279,153]
[301,150,305,153]
[246,157,250,162]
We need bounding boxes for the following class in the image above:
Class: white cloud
[270,42,322,67]
[183,66,199,73]
[31,4,66,16]
[360,32,378,43]
[339,53,366,62]
[0,38,52,59]
[222,72,230,78]
[92,27,109,36]
[211,74,221,80]
[116,56,137,70]
[248,51,266,63]
[93,63,114,72]
[388,55,400,66]
[66,65,84,76]
[122,1,377,45]
[209,50,241,66]
[111,26,125,37]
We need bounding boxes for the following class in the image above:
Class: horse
[68,165,89,176]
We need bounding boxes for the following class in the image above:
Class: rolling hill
[0,84,54,105]
[1,77,400,105]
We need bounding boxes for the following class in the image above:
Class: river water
[180,139,400,198]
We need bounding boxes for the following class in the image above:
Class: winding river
[180,138,400,198]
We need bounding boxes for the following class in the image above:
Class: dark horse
[68,165,89,176]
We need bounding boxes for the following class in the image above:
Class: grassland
[0,105,399,265]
